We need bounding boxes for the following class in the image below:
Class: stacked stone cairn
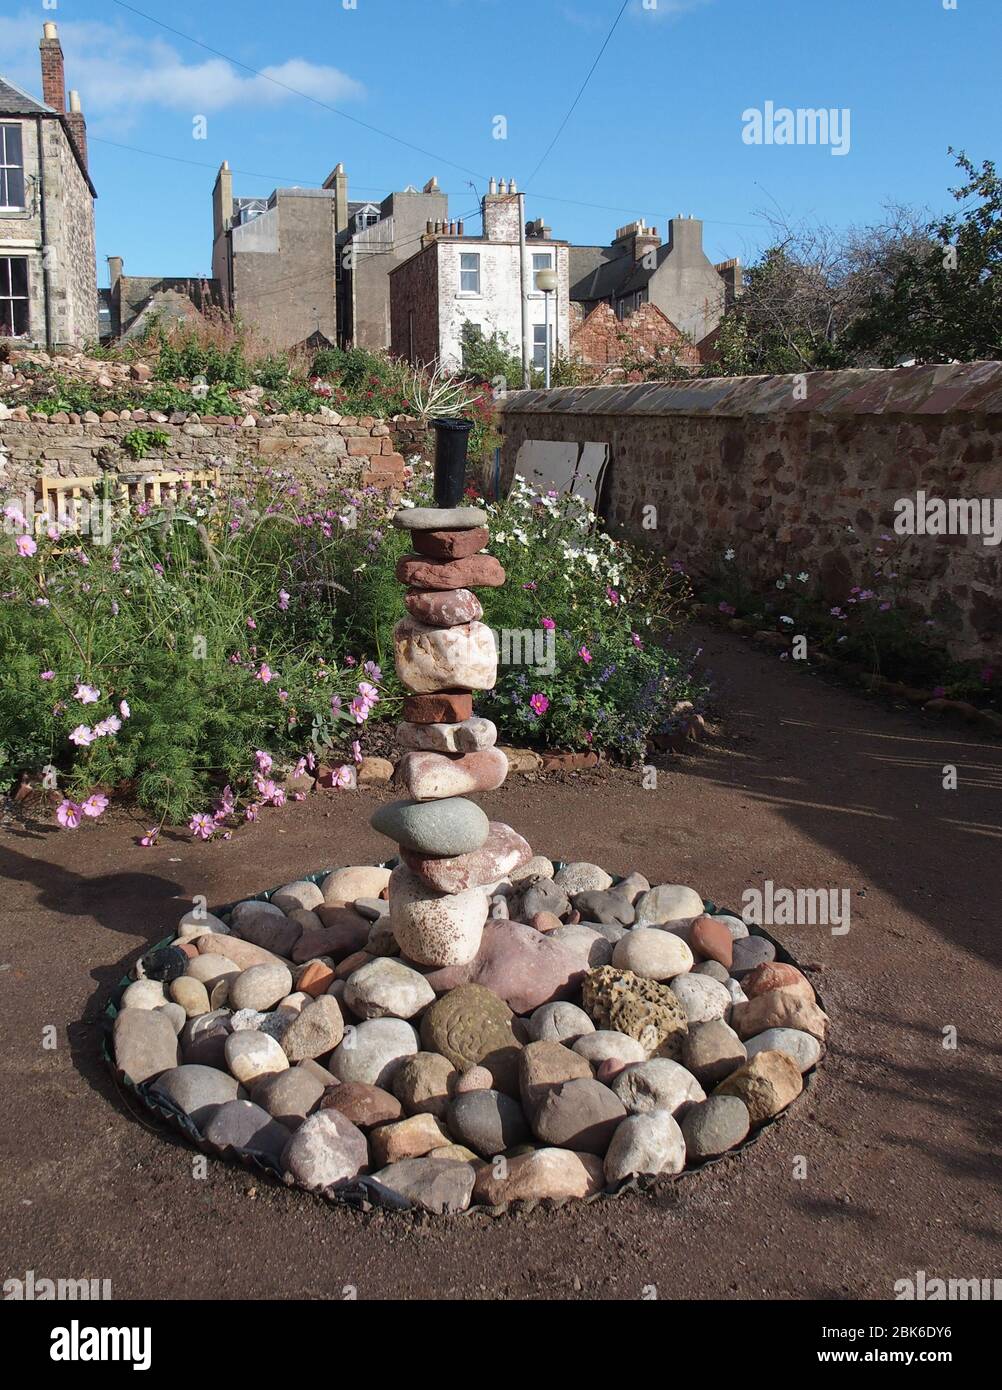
[111,503,828,1215]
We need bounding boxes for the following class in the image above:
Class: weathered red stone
[297,960,336,997]
[690,915,734,969]
[539,750,600,772]
[741,961,815,1003]
[396,553,506,591]
[412,526,490,560]
[401,823,532,893]
[403,691,474,724]
[404,588,484,628]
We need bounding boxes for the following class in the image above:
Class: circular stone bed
[104,861,828,1215]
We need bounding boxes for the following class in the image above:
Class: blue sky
[2,0,998,285]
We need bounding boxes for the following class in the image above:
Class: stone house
[570,216,738,357]
[101,257,221,343]
[211,160,447,353]
[389,180,570,372]
[0,22,98,349]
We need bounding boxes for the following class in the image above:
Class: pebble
[393,616,497,692]
[527,1001,595,1045]
[370,1113,450,1165]
[327,1018,419,1089]
[392,1052,457,1117]
[224,1030,290,1085]
[420,920,585,1015]
[371,798,490,857]
[113,1008,179,1083]
[693,959,730,984]
[156,1002,187,1034]
[670,973,732,1024]
[633,884,705,926]
[298,909,371,964]
[150,1064,243,1127]
[196,933,288,971]
[321,865,393,906]
[569,890,635,926]
[612,927,694,980]
[581,965,690,1059]
[530,910,562,933]
[139,945,189,983]
[169,976,210,1018]
[420,985,522,1095]
[295,960,337,997]
[393,505,489,530]
[354,897,390,922]
[185,953,240,995]
[280,1109,369,1191]
[177,908,229,940]
[682,1019,747,1086]
[454,1064,493,1094]
[681,1095,750,1159]
[742,962,816,1003]
[714,1050,803,1125]
[271,880,325,913]
[530,1078,627,1155]
[690,915,734,969]
[714,913,750,940]
[730,935,777,978]
[550,924,614,969]
[180,1010,232,1068]
[397,747,509,801]
[509,855,555,883]
[280,995,345,1061]
[553,862,614,895]
[401,822,531,893]
[449,1089,530,1158]
[120,979,166,1011]
[604,1109,686,1184]
[571,1030,647,1068]
[251,1066,326,1128]
[388,867,489,968]
[344,958,435,1020]
[519,1040,594,1119]
[371,1156,476,1214]
[609,871,650,904]
[473,1147,604,1204]
[365,920,399,957]
[730,992,828,1041]
[744,1027,822,1073]
[396,717,498,754]
[610,1058,705,1116]
[229,963,294,1013]
[517,878,570,921]
[202,1099,290,1162]
[320,1081,402,1130]
[229,906,302,957]
[404,587,484,628]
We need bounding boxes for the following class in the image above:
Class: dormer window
[0,124,26,211]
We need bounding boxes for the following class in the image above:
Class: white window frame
[0,255,30,337]
[531,322,550,370]
[530,250,553,295]
[458,251,481,295]
[0,123,26,212]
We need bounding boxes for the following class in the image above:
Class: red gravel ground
[2,625,1000,1301]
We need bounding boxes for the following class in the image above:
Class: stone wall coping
[498,362,1002,419]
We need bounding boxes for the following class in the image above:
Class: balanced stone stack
[371,505,532,968]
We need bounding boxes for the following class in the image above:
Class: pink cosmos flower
[541,617,556,631]
[81,793,108,818]
[16,535,37,557]
[278,590,290,611]
[119,700,131,719]
[74,682,100,704]
[352,740,362,763]
[278,689,289,701]
[246,617,256,629]
[94,716,122,737]
[255,750,273,774]
[522,581,538,591]
[631,632,643,649]
[47,525,61,541]
[69,725,95,747]
[357,681,379,705]
[244,804,260,822]
[139,827,160,847]
[718,601,736,617]
[40,670,55,681]
[256,664,273,684]
[529,693,550,717]
[189,813,215,840]
[578,646,593,664]
[606,588,620,605]
[363,660,382,682]
[332,765,354,789]
[56,800,83,829]
[350,696,371,724]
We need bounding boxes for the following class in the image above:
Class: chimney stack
[40,22,66,113]
[66,89,88,168]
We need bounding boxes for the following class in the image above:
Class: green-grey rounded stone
[370,797,490,856]
[393,507,489,532]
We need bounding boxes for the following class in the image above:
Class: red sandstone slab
[396,553,506,591]
[413,526,490,560]
[403,691,474,724]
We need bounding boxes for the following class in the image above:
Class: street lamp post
[536,266,558,389]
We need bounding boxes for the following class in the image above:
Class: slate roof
[568,244,630,303]
[0,74,54,116]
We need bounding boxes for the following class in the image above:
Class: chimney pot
[69,89,82,114]
[43,21,58,39]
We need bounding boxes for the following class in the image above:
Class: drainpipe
[35,116,53,351]
[518,191,529,388]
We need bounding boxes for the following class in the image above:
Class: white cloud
[0,13,364,118]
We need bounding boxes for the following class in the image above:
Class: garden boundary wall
[0,412,432,500]
[498,363,1002,665]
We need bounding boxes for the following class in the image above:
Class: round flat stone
[394,506,489,531]
[404,588,484,628]
[420,984,522,1094]
[604,1109,686,1184]
[202,1099,290,1162]
[396,717,498,754]
[401,822,531,894]
[681,1094,750,1159]
[413,525,490,559]
[371,797,490,856]
[280,1109,368,1191]
[396,747,509,802]
[150,1064,243,1128]
[449,1088,530,1159]
[113,1008,179,1083]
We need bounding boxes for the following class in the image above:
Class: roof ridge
[0,72,55,115]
